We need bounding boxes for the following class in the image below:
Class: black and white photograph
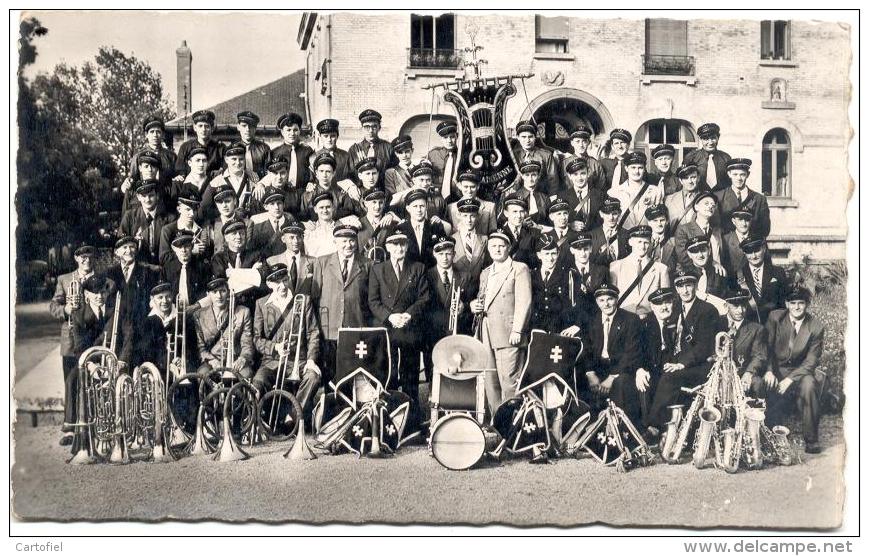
[7,6,860,543]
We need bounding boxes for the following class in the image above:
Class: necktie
[636,257,644,290]
[751,265,762,293]
[341,258,348,283]
[738,189,746,204]
[576,192,587,221]
[611,160,623,189]
[289,256,298,288]
[394,262,402,280]
[729,320,738,337]
[96,306,103,323]
[601,317,611,359]
[607,230,617,260]
[288,146,298,187]
[441,151,454,199]
[787,320,797,358]
[706,153,717,188]
[443,271,451,292]
[543,269,551,283]
[179,262,189,304]
[366,142,375,158]
[415,225,423,251]
[464,233,474,256]
[245,145,255,176]
[146,214,155,254]
[123,263,133,282]
[272,219,281,237]
[234,252,242,269]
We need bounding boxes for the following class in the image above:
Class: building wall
[301,13,851,260]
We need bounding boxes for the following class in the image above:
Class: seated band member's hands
[231,356,246,373]
[740,371,753,392]
[560,325,581,337]
[252,180,268,200]
[777,377,793,395]
[304,359,321,376]
[379,212,400,228]
[275,342,289,358]
[635,369,650,393]
[209,359,222,370]
[663,362,685,373]
[388,314,406,328]
[470,299,485,314]
[509,331,522,346]
[599,374,616,395]
[586,372,601,393]
[763,370,779,389]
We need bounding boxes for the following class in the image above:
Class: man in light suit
[609,225,671,318]
[470,231,533,411]
[49,244,96,445]
[447,171,497,235]
[762,287,826,453]
[714,158,771,238]
[194,277,255,379]
[664,163,703,236]
[451,198,490,285]
[606,150,662,230]
[266,221,315,297]
[311,225,371,386]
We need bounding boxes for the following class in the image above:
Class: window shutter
[760,21,772,59]
[646,19,687,57]
[536,15,569,40]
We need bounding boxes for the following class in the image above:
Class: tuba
[133,362,175,463]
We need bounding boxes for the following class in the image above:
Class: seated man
[735,236,788,324]
[645,269,722,431]
[194,278,255,380]
[579,284,644,422]
[637,287,678,439]
[252,263,321,416]
[719,288,768,395]
[761,287,826,454]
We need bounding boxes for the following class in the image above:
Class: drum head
[430,414,485,470]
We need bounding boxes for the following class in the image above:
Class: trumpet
[447,284,462,335]
[67,279,81,326]
[471,292,486,340]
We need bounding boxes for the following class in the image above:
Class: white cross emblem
[355,341,368,359]
[385,424,396,436]
[607,436,618,446]
[550,345,563,363]
[523,422,537,433]
[597,432,606,444]
[352,425,363,437]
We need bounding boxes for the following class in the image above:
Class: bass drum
[430,413,490,470]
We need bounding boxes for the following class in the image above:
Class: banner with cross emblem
[516,330,583,398]
[334,327,393,401]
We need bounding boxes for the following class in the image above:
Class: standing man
[589,196,631,267]
[236,111,272,179]
[348,109,396,186]
[609,225,671,318]
[451,197,491,283]
[160,230,211,309]
[683,122,732,192]
[529,236,572,334]
[664,163,703,235]
[49,244,95,446]
[396,189,447,268]
[447,171,497,235]
[511,120,561,194]
[606,150,662,229]
[715,158,771,238]
[311,224,372,386]
[119,179,176,267]
[562,157,605,233]
[500,195,542,270]
[266,221,315,297]
[159,190,210,266]
[174,109,225,178]
[735,236,788,324]
[646,204,677,273]
[427,120,460,201]
[722,207,753,278]
[271,112,314,190]
[567,232,609,329]
[503,160,551,225]
[201,142,261,220]
[647,144,681,195]
[124,115,177,210]
[561,126,604,191]
[311,118,352,184]
[763,287,825,453]
[367,230,432,430]
[470,231,532,411]
[384,135,415,196]
[203,184,243,256]
[599,128,633,190]
[356,188,391,261]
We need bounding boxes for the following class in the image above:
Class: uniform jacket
[272,142,315,188]
[384,165,414,197]
[240,138,273,179]
[138,311,198,375]
[425,267,475,337]
[640,315,676,377]
[650,234,678,274]
[589,226,631,267]
[160,257,211,306]
[647,170,682,196]
[499,185,551,226]
[194,303,255,366]
[426,146,460,199]
[765,309,825,382]
[478,259,533,349]
[367,259,431,346]
[501,224,543,270]
[561,153,605,191]
[609,256,671,316]
[311,147,353,184]
[104,261,161,364]
[119,206,176,266]
[606,180,660,229]
[547,228,579,272]
[583,308,644,377]
[312,252,371,340]
[69,302,116,359]
[530,265,572,334]
[266,251,316,297]
[253,293,320,367]
[722,231,749,279]
[356,215,389,259]
[201,170,261,220]
[714,186,771,238]
[246,212,296,260]
[568,262,610,329]
[674,220,726,271]
[735,261,788,324]
[562,185,604,232]
[719,317,768,376]
[510,144,561,194]
[348,138,397,187]
[396,219,448,268]
[49,269,93,357]
[158,220,211,267]
[447,199,498,235]
[683,148,732,192]
[129,144,178,183]
[673,297,722,369]
[175,138,226,177]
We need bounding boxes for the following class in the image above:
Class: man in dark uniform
[647,204,677,273]
[599,128,633,190]
[683,122,732,191]
[397,188,448,268]
[545,197,577,271]
[762,286,826,453]
[210,219,267,309]
[367,230,432,431]
[426,120,460,201]
[720,288,768,395]
[300,153,363,222]
[645,269,723,430]
[271,112,314,189]
[311,118,352,184]
[246,188,296,260]
[722,207,752,278]
[121,149,169,216]
[647,144,681,195]
[174,109,225,178]
[502,159,551,225]
[589,196,630,266]
[566,232,609,330]
[561,126,605,191]
[235,111,272,179]
[637,287,677,438]
[562,157,604,232]
[510,120,561,194]
[735,236,788,324]
[119,180,176,267]
[123,115,177,210]
[160,230,211,309]
[159,190,210,266]
[201,142,260,220]
[500,195,541,270]
[348,109,396,187]
[529,235,571,334]
[715,158,771,238]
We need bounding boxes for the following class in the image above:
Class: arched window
[634,119,696,170]
[399,114,454,156]
[762,128,791,197]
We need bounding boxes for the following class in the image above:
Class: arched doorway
[399,114,454,156]
[519,88,615,153]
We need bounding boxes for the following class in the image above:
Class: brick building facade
[297,12,851,260]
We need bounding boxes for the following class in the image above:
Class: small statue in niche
[771,79,786,102]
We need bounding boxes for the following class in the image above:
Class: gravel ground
[11,417,845,529]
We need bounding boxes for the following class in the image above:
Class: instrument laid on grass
[430,413,498,471]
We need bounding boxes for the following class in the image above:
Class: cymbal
[432,335,493,373]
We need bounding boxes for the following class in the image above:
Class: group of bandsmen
[49,108,826,454]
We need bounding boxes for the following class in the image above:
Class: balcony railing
[642,54,695,76]
[407,47,462,69]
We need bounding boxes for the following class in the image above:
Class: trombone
[164,295,193,446]
[260,294,306,440]
[447,284,462,336]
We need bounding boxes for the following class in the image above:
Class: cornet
[67,279,81,326]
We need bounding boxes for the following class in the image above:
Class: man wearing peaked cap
[562,124,605,190]
[174,109,225,178]
[119,176,176,267]
[607,150,664,229]
[169,145,211,213]
[609,223,671,317]
[158,189,211,267]
[717,287,769,396]
[721,205,753,278]
[201,140,260,221]
[680,232,728,308]
[684,122,732,192]
[664,162,703,235]
[511,119,561,195]
[763,285,826,453]
[563,154,606,232]
[529,232,572,335]
[645,203,677,273]
[349,108,396,188]
[124,115,177,209]
[450,196,492,279]
[499,194,543,270]
[311,118,352,183]
[636,285,678,433]
[427,119,461,200]
[735,234,788,324]
[600,127,634,190]
[235,110,272,180]
[160,225,211,309]
[647,143,681,195]
[247,186,297,260]
[270,112,313,192]
[565,230,609,328]
[589,196,631,266]
[384,136,415,196]
[714,156,771,239]
[446,170,497,235]
[507,158,552,225]
[193,272,256,381]
[355,187,393,259]
[545,197,578,271]
[265,218,315,297]
[393,186,448,268]
[674,188,725,272]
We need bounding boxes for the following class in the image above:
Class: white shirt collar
[148,307,177,326]
[728,318,744,331]
[681,299,695,316]
[267,291,293,312]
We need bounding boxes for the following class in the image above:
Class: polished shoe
[59,434,74,447]
[642,426,661,446]
[804,441,822,454]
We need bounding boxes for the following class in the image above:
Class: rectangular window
[644,19,693,75]
[536,15,569,53]
[761,20,791,60]
[409,14,459,68]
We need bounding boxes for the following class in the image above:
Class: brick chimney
[176,40,192,116]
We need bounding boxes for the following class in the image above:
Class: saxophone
[659,404,684,462]
[742,406,766,470]
[692,405,721,469]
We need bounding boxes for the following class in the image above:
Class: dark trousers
[318,339,337,388]
[578,359,641,424]
[62,356,78,432]
[251,362,321,417]
[395,342,424,433]
[756,374,821,444]
[645,363,710,429]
